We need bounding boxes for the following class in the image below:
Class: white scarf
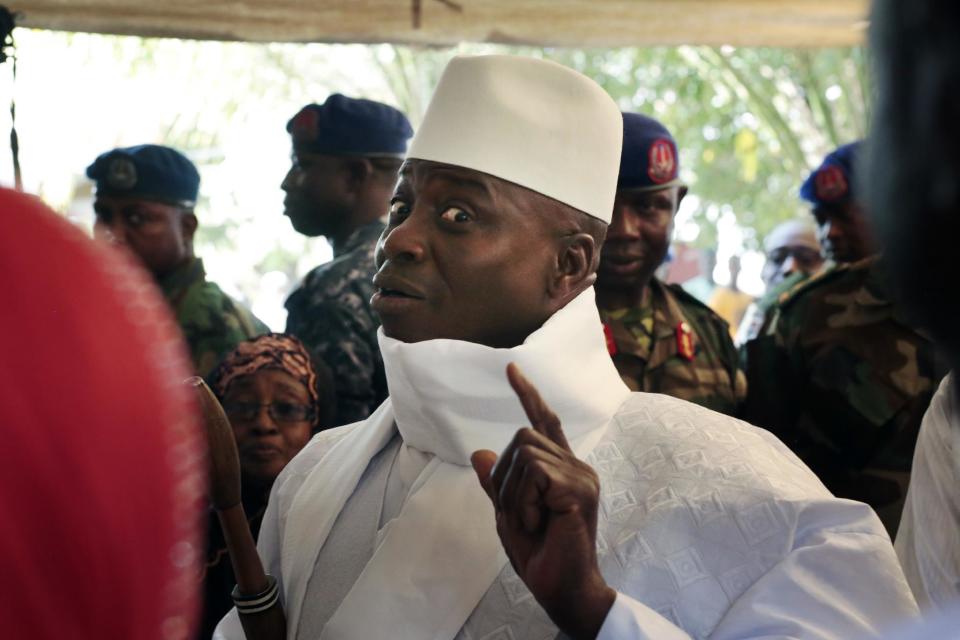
[281,287,631,639]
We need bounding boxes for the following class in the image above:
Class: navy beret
[86,145,200,206]
[800,141,861,207]
[618,112,682,191]
[287,94,413,157]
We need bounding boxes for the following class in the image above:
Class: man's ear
[675,185,689,211]
[548,233,598,304]
[180,211,198,241]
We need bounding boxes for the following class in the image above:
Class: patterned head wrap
[208,333,321,424]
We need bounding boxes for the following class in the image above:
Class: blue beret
[86,145,200,205]
[287,94,413,157]
[800,141,862,206]
[618,112,682,191]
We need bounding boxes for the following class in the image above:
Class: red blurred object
[0,189,205,639]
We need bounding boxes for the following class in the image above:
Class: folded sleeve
[600,502,918,639]
[709,515,919,639]
[597,592,692,640]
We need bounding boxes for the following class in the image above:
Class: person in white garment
[865,0,960,616]
[215,54,918,640]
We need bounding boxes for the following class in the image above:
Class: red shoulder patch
[603,322,618,356]
[675,321,695,361]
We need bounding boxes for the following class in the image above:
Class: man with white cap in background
[215,55,916,640]
[735,219,824,344]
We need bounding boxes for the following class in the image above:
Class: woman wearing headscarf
[198,334,335,639]
[0,188,205,639]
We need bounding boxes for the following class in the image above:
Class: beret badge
[291,109,320,145]
[814,165,848,202]
[647,138,677,184]
[106,157,138,190]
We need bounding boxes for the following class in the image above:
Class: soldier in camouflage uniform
[741,145,872,345]
[282,95,413,425]
[596,112,746,416]
[87,144,268,376]
[743,143,945,535]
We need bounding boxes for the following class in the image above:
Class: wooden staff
[188,377,287,640]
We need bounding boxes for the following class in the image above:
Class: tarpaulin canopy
[12,0,868,47]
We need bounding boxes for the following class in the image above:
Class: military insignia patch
[107,157,137,190]
[675,321,695,361]
[814,165,848,202]
[603,322,618,356]
[648,138,677,184]
[291,108,320,145]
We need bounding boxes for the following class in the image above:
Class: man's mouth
[600,252,645,275]
[372,274,426,300]
[379,288,417,298]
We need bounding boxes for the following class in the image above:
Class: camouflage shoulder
[663,282,730,329]
[754,271,805,312]
[300,241,378,299]
[775,262,858,311]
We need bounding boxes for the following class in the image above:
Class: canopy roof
[13,1,868,47]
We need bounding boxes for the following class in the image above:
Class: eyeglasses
[768,246,823,270]
[222,401,315,424]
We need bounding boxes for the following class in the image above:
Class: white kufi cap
[407,55,622,223]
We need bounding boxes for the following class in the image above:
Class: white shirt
[896,373,960,610]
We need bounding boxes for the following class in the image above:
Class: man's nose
[823,220,843,242]
[608,205,641,239]
[781,254,797,277]
[280,167,298,192]
[378,214,427,264]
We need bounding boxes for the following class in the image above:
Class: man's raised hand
[470,363,616,640]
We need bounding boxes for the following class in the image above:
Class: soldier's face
[93,195,195,278]
[281,150,352,238]
[372,160,563,348]
[220,369,314,486]
[597,186,684,293]
[813,201,876,263]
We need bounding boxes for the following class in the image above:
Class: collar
[157,258,204,303]
[378,287,632,465]
[333,219,386,258]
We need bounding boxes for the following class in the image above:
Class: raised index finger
[506,362,570,451]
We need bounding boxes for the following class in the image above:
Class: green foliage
[26,31,869,322]
[372,44,871,250]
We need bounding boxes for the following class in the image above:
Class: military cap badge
[648,138,677,184]
[291,108,320,145]
[814,165,848,202]
[107,156,138,190]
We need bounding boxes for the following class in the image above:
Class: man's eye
[126,212,146,226]
[439,206,473,224]
[388,199,410,221]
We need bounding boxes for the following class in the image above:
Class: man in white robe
[216,54,917,639]
[895,375,960,610]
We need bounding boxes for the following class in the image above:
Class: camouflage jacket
[159,258,269,377]
[598,278,747,417]
[285,220,386,426]
[735,271,808,348]
[742,256,946,533]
